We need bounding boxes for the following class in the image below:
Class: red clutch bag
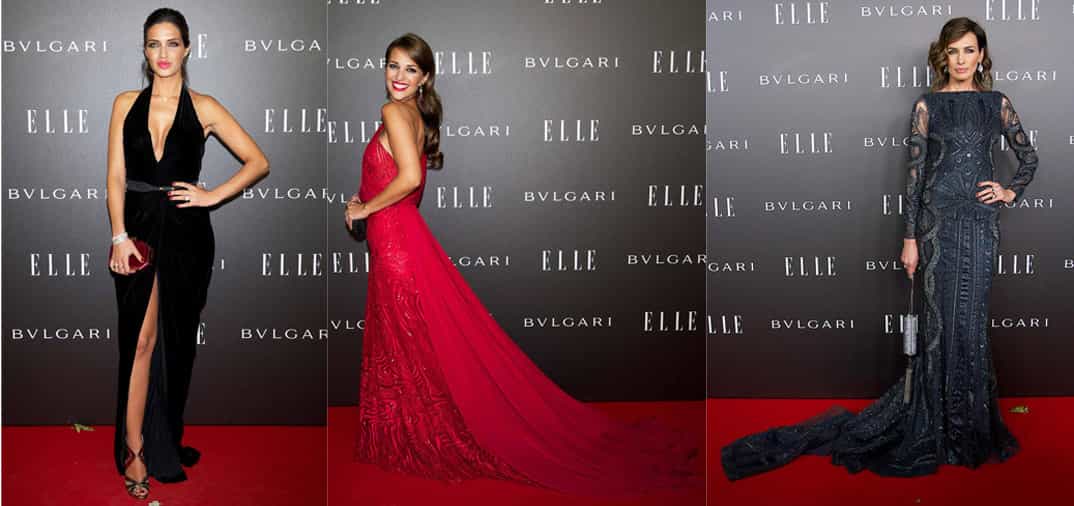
[110,238,154,272]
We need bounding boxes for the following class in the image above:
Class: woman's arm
[169,93,269,207]
[106,92,138,237]
[998,93,1039,203]
[349,102,424,218]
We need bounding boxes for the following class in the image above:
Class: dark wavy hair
[142,8,190,84]
[928,17,992,92]
[385,33,444,169]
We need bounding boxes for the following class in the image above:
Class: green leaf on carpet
[1009,405,1030,414]
[72,423,95,433]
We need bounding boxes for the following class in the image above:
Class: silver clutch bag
[902,276,918,403]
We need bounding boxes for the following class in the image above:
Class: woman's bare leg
[124,274,159,482]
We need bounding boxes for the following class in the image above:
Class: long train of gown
[721,90,1038,480]
[111,83,213,482]
[356,123,700,497]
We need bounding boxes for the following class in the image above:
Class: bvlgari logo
[444,123,511,137]
[710,9,744,22]
[2,40,109,53]
[329,252,370,274]
[993,69,1057,82]
[759,72,849,87]
[9,328,111,340]
[523,189,615,204]
[240,328,327,341]
[648,185,705,207]
[784,256,837,277]
[631,123,705,136]
[1000,197,1054,209]
[651,50,705,74]
[7,187,100,200]
[242,187,348,204]
[522,55,620,71]
[544,119,599,142]
[880,65,933,89]
[864,135,909,149]
[708,70,729,93]
[860,5,953,17]
[327,56,383,71]
[771,318,855,330]
[261,253,324,276]
[708,260,757,273]
[707,136,749,151]
[329,319,365,333]
[435,50,493,75]
[626,253,706,266]
[709,314,744,334]
[243,39,322,53]
[327,0,381,5]
[712,196,736,218]
[779,132,834,154]
[763,200,852,213]
[436,186,493,209]
[30,253,91,277]
[996,254,1035,275]
[522,315,612,328]
[865,258,904,272]
[540,249,597,271]
[264,107,327,134]
[985,0,1040,21]
[448,255,510,268]
[991,316,1049,328]
[26,109,88,134]
[643,311,698,332]
[774,2,831,24]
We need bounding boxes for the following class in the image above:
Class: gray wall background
[2,0,327,424]
[707,0,1074,397]
[328,0,707,406]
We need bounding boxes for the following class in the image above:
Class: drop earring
[977,62,983,73]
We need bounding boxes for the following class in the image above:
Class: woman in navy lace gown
[721,17,1039,480]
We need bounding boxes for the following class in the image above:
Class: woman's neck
[151,75,183,97]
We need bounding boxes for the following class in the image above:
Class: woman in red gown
[345,33,700,498]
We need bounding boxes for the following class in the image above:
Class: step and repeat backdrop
[2,0,327,424]
[707,0,1074,397]
[328,0,707,406]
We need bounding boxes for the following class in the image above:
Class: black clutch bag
[349,218,366,242]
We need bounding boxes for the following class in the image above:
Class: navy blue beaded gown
[111,83,212,483]
[721,90,1039,480]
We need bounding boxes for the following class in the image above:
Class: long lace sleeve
[904,97,928,239]
[999,94,1039,203]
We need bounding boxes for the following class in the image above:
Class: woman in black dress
[721,17,1038,480]
[105,8,269,499]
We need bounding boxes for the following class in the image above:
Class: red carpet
[708,397,1074,506]
[2,424,324,505]
[329,402,706,506]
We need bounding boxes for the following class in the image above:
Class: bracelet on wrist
[111,232,129,245]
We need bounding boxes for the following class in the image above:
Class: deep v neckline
[146,84,184,164]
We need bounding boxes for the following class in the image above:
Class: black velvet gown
[112,83,213,482]
[721,90,1039,480]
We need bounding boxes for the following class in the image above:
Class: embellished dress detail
[720,91,1038,480]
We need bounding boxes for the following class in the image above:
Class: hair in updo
[928,17,992,92]
[385,33,443,169]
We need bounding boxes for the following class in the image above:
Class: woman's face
[944,31,984,84]
[144,22,188,79]
[384,47,428,102]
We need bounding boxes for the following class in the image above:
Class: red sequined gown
[355,123,699,497]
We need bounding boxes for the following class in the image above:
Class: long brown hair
[385,33,444,169]
[142,7,191,85]
[928,17,992,92]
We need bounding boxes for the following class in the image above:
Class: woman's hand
[169,181,220,208]
[345,200,370,229]
[109,237,143,276]
[976,181,1015,204]
[901,238,919,280]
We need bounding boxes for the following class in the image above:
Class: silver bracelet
[111,232,129,245]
